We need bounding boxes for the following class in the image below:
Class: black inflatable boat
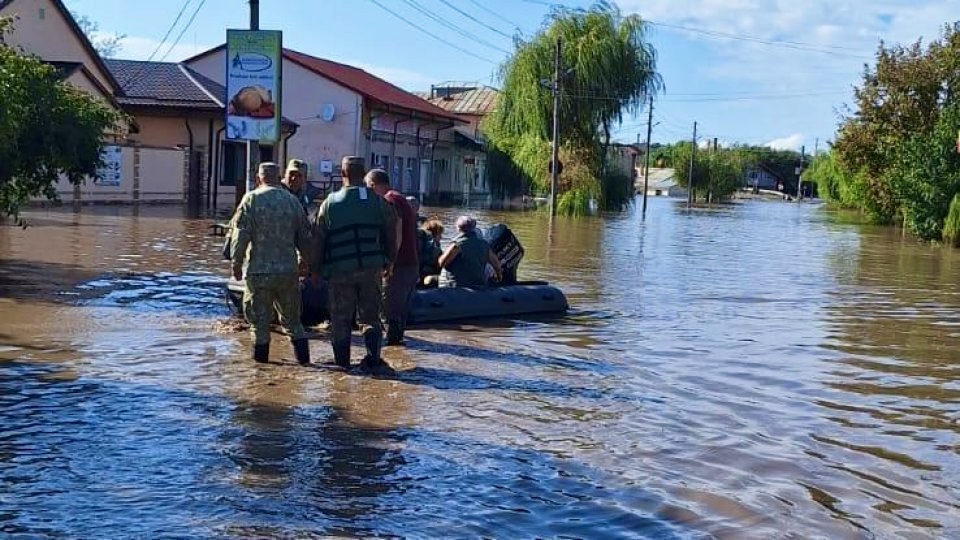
[225,278,568,325]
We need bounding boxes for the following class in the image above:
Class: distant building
[415,83,498,205]
[635,168,687,198]
[744,164,787,191]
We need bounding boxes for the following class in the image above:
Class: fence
[45,145,188,204]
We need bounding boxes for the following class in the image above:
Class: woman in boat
[438,216,502,288]
[418,218,444,286]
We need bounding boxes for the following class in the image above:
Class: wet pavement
[1,199,958,538]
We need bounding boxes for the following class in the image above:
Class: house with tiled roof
[185,45,465,203]
[104,58,302,206]
[0,0,200,203]
[415,83,500,205]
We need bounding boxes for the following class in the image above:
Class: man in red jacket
[365,168,419,346]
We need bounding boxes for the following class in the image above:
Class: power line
[466,0,524,35]
[365,0,498,65]
[437,0,516,40]
[398,0,511,55]
[648,21,869,58]
[567,90,849,103]
[120,0,192,86]
[159,0,208,62]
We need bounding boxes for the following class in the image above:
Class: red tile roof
[283,50,461,124]
[185,45,461,124]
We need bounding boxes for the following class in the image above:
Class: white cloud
[765,133,804,150]
[616,0,960,90]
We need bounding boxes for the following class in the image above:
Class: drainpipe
[415,124,422,198]
[391,117,412,188]
[282,123,299,167]
[213,126,225,210]
[185,119,195,206]
[205,118,214,209]
[429,129,440,202]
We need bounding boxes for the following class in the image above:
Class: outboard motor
[484,223,524,284]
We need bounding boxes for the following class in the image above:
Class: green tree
[833,22,960,225]
[484,1,662,214]
[71,11,125,58]
[0,18,122,222]
[884,104,960,240]
[670,143,751,202]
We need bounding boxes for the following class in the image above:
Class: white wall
[187,50,362,185]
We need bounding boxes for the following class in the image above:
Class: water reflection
[0,201,959,537]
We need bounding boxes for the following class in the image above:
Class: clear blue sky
[64,0,960,151]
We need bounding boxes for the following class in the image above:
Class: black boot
[292,338,310,366]
[361,330,395,376]
[332,339,351,369]
[253,343,269,363]
[386,320,404,346]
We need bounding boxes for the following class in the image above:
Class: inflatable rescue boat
[225,278,568,325]
[222,222,568,325]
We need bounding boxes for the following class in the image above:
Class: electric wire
[397,0,512,55]
[437,0,516,40]
[365,0,499,64]
[119,0,193,87]
[159,0,208,62]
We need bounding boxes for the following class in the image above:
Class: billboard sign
[94,145,122,186]
[225,29,282,142]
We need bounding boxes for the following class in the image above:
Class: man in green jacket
[311,156,398,374]
[232,162,313,365]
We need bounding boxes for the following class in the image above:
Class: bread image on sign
[228,86,275,119]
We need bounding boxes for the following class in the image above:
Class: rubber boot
[361,330,395,376]
[292,338,310,366]
[253,343,269,363]
[332,339,351,369]
[386,320,404,346]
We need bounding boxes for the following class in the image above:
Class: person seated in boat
[438,216,502,288]
[483,223,524,285]
[418,218,444,287]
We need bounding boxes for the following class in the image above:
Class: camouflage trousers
[243,273,306,345]
[328,268,383,344]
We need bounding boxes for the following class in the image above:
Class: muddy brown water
[1,199,958,538]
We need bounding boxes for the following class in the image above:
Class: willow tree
[484,1,661,213]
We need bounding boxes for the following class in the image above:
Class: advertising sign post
[225,28,282,195]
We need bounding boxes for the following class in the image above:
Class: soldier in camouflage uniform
[232,162,313,365]
[311,156,398,374]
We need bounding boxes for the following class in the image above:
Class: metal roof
[417,86,499,116]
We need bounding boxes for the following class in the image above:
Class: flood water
[1,198,958,538]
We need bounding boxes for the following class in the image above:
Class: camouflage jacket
[231,184,311,276]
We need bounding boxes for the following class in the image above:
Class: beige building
[1,0,194,204]
[416,83,499,205]
[185,46,463,205]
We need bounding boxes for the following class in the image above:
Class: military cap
[285,159,307,174]
[341,156,364,169]
[258,162,280,179]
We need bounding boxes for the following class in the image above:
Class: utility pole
[642,95,654,216]
[687,121,697,209]
[710,136,718,205]
[549,37,562,216]
[796,145,805,202]
[238,0,260,208]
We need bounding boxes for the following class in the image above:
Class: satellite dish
[320,104,335,122]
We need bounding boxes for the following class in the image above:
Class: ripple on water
[1,202,959,537]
